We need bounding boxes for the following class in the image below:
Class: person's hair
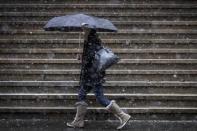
[89,28,97,35]
[87,29,102,44]
[88,29,97,39]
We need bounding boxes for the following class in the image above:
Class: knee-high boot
[67,101,88,128]
[106,100,131,130]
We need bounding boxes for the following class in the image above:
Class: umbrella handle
[77,32,82,60]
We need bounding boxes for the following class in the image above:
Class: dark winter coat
[79,30,106,86]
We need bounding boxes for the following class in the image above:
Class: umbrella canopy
[43,13,118,32]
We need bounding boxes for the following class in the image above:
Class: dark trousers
[78,83,111,107]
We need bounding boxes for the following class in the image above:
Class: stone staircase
[0,0,197,121]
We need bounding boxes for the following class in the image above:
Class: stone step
[1,93,196,100]
[2,29,197,34]
[1,75,194,81]
[1,21,197,30]
[0,32,197,39]
[1,4,196,9]
[4,74,195,81]
[1,70,196,81]
[1,30,196,39]
[0,49,196,59]
[1,4,196,13]
[0,93,196,107]
[1,12,196,21]
[1,93,196,99]
[0,0,196,4]
[0,106,196,113]
[2,69,196,74]
[1,63,196,70]
[0,83,196,94]
[0,114,195,121]
[2,52,195,59]
[1,100,195,110]
[1,48,196,53]
[0,81,196,87]
[0,39,196,49]
[1,12,196,17]
[0,69,196,81]
[0,58,196,64]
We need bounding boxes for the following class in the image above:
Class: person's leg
[66,101,88,128]
[106,101,131,130]
[67,84,92,128]
[78,84,92,101]
[94,83,131,130]
[93,83,111,107]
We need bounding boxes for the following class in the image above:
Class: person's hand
[77,54,82,60]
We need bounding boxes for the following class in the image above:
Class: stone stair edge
[2,29,197,34]
[0,80,196,87]
[0,58,196,64]
[0,69,197,75]
[1,48,196,53]
[0,39,196,43]
[1,21,197,25]
[0,107,196,113]
[1,4,197,8]
[0,93,196,99]
[1,12,197,16]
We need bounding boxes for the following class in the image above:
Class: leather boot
[67,101,88,128]
[106,100,131,130]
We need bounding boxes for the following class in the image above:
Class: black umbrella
[43,13,118,32]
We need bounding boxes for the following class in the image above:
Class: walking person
[66,23,131,130]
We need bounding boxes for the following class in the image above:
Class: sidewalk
[0,119,196,131]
